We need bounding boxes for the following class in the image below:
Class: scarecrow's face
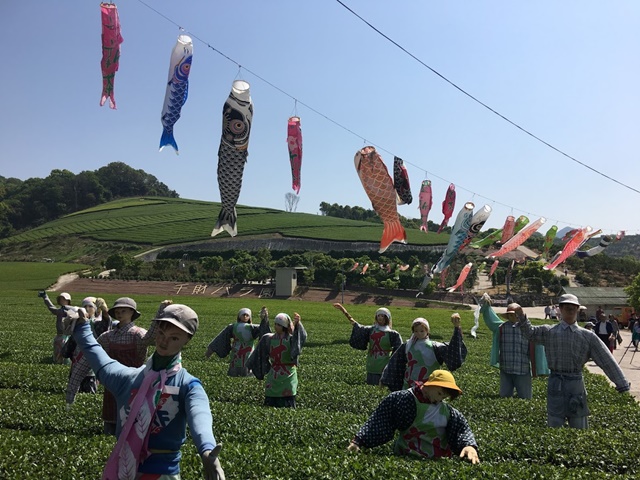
[155,324,190,357]
[413,324,429,340]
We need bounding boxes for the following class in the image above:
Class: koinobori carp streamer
[212,80,253,238]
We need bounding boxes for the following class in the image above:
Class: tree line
[318,201,446,233]
[0,162,178,238]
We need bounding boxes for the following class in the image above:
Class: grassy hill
[0,197,448,263]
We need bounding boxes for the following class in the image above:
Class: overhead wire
[135,0,633,234]
[334,0,640,196]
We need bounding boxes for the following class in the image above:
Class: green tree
[625,274,640,312]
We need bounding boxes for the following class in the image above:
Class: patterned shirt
[65,315,112,404]
[498,322,530,375]
[518,316,629,392]
[352,387,477,455]
[380,328,466,391]
[66,320,158,404]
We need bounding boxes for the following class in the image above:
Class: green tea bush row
[1,287,639,479]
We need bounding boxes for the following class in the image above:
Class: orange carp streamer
[447,262,473,293]
[354,146,407,253]
[544,226,592,271]
[488,218,546,259]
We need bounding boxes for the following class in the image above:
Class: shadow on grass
[304,339,350,348]
[353,294,371,304]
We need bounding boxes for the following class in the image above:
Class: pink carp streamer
[439,267,449,289]
[418,180,433,232]
[499,216,516,244]
[544,226,592,270]
[360,263,369,275]
[99,3,123,109]
[437,184,456,233]
[488,217,546,259]
[287,117,303,194]
[348,262,359,272]
[447,262,473,293]
[489,259,499,276]
[399,264,410,271]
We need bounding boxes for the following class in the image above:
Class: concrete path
[585,328,640,402]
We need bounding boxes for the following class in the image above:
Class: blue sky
[2,1,639,237]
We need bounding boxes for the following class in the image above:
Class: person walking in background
[632,320,640,350]
[549,305,558,321]
[38,290,73,364]
[479,294,549,399]
[68,304,226,479]
[247,312,307,408]
[517,294,630,429]
[594,313,614,353]
[544,305,551,320]
[206,306,271,376]
[334,303,402,385]
[609,314,622,350]
[348,370,479,464]
[380,314,466,392]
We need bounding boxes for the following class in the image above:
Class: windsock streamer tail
[159,129,179,154]
[211,208,238,237]
[379,220,407,253]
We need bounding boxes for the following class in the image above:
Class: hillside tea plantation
[0,197,447,250]
[1,266,640,478]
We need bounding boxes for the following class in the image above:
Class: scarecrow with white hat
[206,306,271,376]
[380,314,467,392]
[517,293,630,428]
[38,290,73,364]
[348,369,479,464]
[246,312,307,408]
[334,303,403,385]
[64,297,113,400]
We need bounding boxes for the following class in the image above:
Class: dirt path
[49,273,79,291]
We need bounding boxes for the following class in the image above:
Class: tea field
[1,264,640,478]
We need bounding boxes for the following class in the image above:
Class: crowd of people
[40,290,633,477]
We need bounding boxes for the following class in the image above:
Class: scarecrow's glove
[155,300,173,317]
[460,446,480,464]
[61,307,86,335]
[479,293,491,307]
[347,441,360,452]
[38,290,47,298]
[202,444,225,480]
[95,297,107,310]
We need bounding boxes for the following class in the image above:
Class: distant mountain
[604,234,640,260]
[555,226,575,240]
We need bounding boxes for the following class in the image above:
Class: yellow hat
[423,370,462,394]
